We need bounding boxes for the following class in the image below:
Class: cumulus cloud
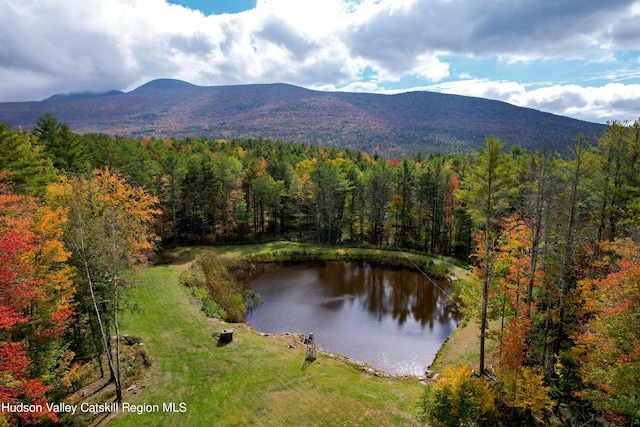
[424,79,640,123]
[0,0,639,122]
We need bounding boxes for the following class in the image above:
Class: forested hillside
[0,79,606,156]
[1,115,639,426]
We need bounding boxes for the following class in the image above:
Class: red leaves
[0,343,57,424]
[0,182,74,423]
[574,238,640,422]
[500,315,532,372]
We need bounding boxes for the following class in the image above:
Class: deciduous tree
[575,237,640,424]
[0,180,74,424]
[47,169,158,403]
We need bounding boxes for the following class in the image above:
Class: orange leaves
[494,215,536,312]
[48,168,160,266]
[574,237,640,422]
[46,168,160,404]
[0,182,73,423]
[0,183,73,334]
[499,315,532,372]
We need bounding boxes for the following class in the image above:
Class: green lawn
[103,251,425,426]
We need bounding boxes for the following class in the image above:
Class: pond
[245,261,460,376]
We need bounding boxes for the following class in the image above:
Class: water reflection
[245,261,460,376]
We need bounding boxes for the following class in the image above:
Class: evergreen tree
[365,159,394,246]
[458,136,513,374]
[0,122,57,194]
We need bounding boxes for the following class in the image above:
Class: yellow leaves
[32,206,71,264]
[91,168,160,223]
[499,366,553,414]
[48,168,160,267]
[435,364,496,415]
[295,158,317,175]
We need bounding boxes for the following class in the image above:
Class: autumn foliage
[2,115,640,425]
[422,364,495,427]
[0,180,74,424]
[575,238,640,423]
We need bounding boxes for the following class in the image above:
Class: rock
[287,344,295,349]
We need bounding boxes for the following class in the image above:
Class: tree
[458,136,513,374]
[554,137,593,350]
[493,215,533,370]
[590,121,640,243]
[365,159,394,246]
[0,123,57,194]
[84,133,121,170]
[212,154,243,240]
[392,158,416,247]
[575,237,640,425]
[34,115,88,174]
[151,139,186,247]
[416,155,451,253]
[245,156,286,238]
[310,156,347,244]
[47,169,159,403]
[0,180,74,424]
[291,158,317,240]
[33,113,62,150]
[184,150,217,243]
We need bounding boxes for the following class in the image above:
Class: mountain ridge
[0,79,606,155]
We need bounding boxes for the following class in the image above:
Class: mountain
[0,78,606,155]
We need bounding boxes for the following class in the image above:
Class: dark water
[245,261,460,376]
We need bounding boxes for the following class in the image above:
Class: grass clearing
[102,249,425,426]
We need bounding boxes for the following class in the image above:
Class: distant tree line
[15,113,475,258]
[1,113,640,425]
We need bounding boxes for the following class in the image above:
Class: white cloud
[413,54,450,82]
[0,0,639,123]
[425,79,640,123]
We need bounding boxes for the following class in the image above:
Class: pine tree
[458,136,513,374]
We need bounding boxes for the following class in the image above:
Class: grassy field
[60,243,487,426]
[95,245,428,426]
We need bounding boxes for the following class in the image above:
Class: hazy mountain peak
[0,80,606,156]
[133,79,197,91]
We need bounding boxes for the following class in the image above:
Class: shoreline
[183,242,474,380]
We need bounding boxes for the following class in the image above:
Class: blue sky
[1,0,640,123]
[178,0,256,15]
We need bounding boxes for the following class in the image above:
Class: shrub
[201,298,227,319]
[179,265,206,289]
[422,364,496,427]
[181,254,250,322]
[220,293,246,323]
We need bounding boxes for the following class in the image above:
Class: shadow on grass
[302,358,315,371]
